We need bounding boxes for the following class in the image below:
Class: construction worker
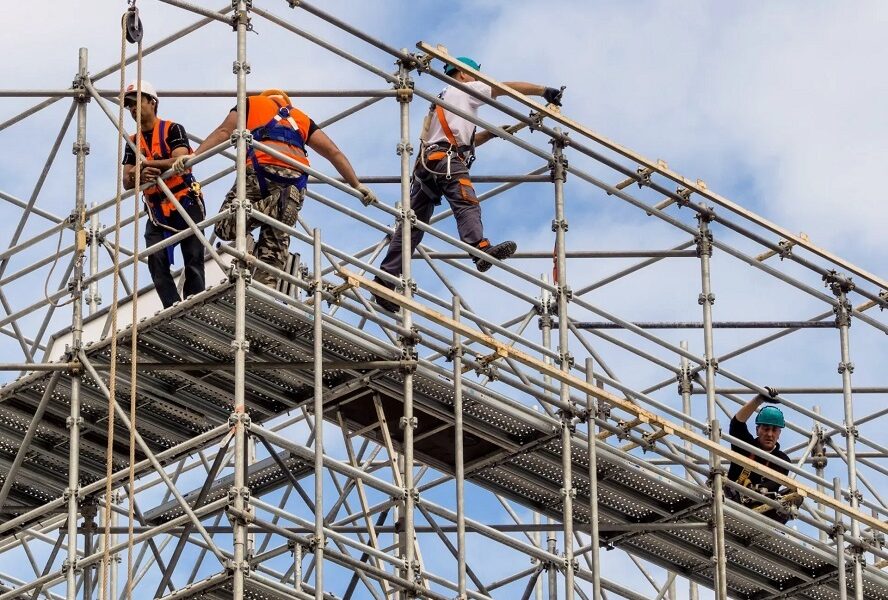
[178,89,376,288]
[726,388,802,523]
[122,80,206,309]
[372,56,564,312]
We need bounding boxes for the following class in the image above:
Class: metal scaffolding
[0,2,886,599]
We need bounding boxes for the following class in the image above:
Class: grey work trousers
[379,153,484,277]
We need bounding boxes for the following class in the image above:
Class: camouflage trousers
[215,166,305,283]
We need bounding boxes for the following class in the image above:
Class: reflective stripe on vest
[135,118,194,216]
[247,96,311,170]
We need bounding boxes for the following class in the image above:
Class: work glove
[171,154,193,175]
[543,86,565,107]
[355,183,378,207]
[763,386,779,402]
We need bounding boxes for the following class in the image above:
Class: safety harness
[136,119,204,263]
[734,450,779,504]
[248,97,309,214]
[422,97,477,169]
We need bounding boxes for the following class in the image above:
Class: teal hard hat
[755,406,785,428]
[444,56,481,75]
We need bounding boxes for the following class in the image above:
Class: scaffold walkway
[1,283,886,599]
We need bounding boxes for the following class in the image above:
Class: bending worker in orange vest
[178,89,376,288]
[122,80,206,309]
[372,56,564,312]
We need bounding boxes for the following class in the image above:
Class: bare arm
[143,146,190,171]
[495,82,545,99]
[735,394,769,423]
[123,164,137,190]
[306,129,361,188]
[192,111,237,156]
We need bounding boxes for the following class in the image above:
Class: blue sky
[1,2,887,599]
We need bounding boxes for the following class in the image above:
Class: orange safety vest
[246,96,311,171]
[134,119,195,218]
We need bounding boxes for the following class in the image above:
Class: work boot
[473,240,517,273]
[371,276,400,313]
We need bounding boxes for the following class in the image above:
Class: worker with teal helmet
[372,53,565,312]
[725,387,802,523]
[444,56,481,75]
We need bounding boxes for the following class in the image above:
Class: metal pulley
[125,5,143,43]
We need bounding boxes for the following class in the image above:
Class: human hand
[355,183,378,207]
[763,386,779,402]
[171,154,192,175]
[543,86,565,107]
[141,166,162,182]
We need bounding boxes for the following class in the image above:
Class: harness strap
[435,105,460,148]
[736,451,773,489]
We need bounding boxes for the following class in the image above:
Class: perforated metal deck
[1,283,885,599]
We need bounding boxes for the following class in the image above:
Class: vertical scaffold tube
[66,47,89,600]
[551,135,574,599]
[312,229,325,598]
[830,277,863,600]
[88,203,100,314]
[584,358,601,600]
[696,210,727,599]
[452,297,467,599]
[538,277,557,600]
[396,59,418,599]
[833,478,849,600]
[813,406,828,544]
[231,2,251,598]
[679,341,699,600]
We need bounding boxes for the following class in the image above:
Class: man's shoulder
[772,446,790,462]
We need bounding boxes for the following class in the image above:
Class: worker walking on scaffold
[372,56,564,312]
[122,80,206,309]
[178,89,377,289]
[726,387,803,524]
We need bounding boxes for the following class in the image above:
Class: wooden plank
[340,268,888,535]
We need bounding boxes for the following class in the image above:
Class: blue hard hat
[755,406,785,428]
[444,56,481,75]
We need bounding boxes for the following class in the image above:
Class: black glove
[543,86,564,107]
[763,386,779,402]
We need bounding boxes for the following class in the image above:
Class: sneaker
[473,240,517,273]
[371,276,400,313]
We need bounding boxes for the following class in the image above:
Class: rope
[100,4,144,598]
[126,26,144,600]
[43,226,74,308]
[99,11,128,600]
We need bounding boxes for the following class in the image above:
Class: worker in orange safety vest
[178,89,376,289]
[122,80,206,309]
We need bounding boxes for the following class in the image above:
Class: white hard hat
[124,80,157,101]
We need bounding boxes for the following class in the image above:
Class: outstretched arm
[193,111,238,156]
[305,129,361,188]
[735,388,778,422]
[496,82,546,99]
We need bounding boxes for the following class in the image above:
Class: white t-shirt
[425,80,493,147]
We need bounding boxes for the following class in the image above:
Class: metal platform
[1,283,886,599]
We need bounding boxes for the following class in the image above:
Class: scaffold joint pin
[837,361,854,375]
[551,218,569,232]
[232,59,252,74]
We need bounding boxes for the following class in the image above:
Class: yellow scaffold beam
[341,268,888,536]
